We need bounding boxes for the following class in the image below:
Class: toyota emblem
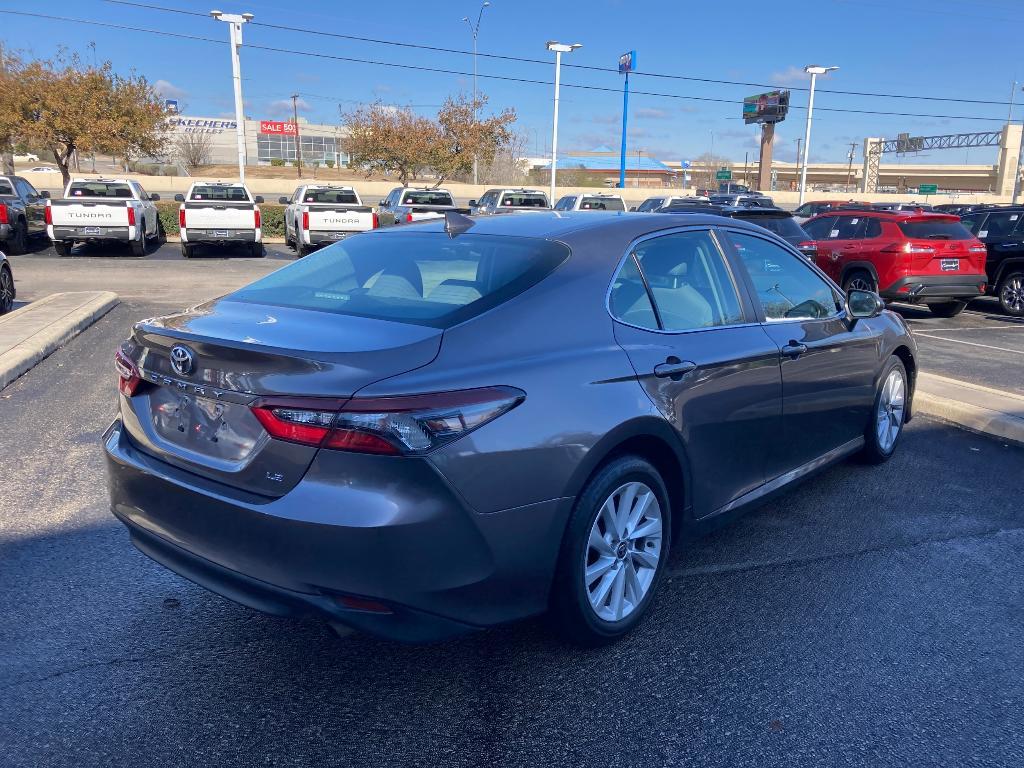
[170,345,195,376]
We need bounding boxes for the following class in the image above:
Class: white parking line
[907,324,1024,332]
[913,333,1024,355]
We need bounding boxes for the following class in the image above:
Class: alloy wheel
[584,481,663,623]
[1001,276,1024,315]
[848,275,874,293]
[875,367,906,453]
[0,268,12,313]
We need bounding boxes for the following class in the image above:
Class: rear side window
[190,185,250,202]
[974,211,1021,238]
[0,181,12,195]
[229,233,569,329]
[958,213,983,234]
[609,254,658,330]
[500,193,548,208]
[803,216,838,240]
[402,190,454,206]
[627,230,744,331]
[68,182,133,198]
[864,218,883,238]
[303,189,359,204]
[581,196,625,211]
[897,220,972,240]
[736,215,806,240]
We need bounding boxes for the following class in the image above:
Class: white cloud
[267,97,312,116]
[635,107,671,120]
[154,79,187,99]
[769,66,810,85]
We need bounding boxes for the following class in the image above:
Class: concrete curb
[915,372,1024,447]
[0,291,119,391]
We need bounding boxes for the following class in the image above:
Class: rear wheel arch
[890,344,916,420]
[993,258,1024,289]
[562,419,690,544]
[840,261,879,287]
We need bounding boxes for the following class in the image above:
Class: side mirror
[629,206,637,212]
[174,194,185,202]
[40,190,50,198]
[149,193,160,201]
[468,200,477,207]
[278,196,289,204]
[847,289,885,323]
[379,199,387,207]
[254,195,264,204]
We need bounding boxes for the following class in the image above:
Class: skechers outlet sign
[168,117,238,134]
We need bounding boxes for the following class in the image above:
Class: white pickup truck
[46,178,163,257]
[174,182,264,258]
[279,185,378,257]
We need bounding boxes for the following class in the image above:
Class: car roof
[373,210,771,243]
[824,209,958,221]
[962,205,1024,213]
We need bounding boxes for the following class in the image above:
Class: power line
[2,9,1010,123]
[101,0,1016,107]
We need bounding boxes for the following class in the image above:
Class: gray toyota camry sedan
[105,211,917,645]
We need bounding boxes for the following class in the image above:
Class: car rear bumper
[103,419,567,642]
[49,225,131,242]
[180,229,259,244]
[880,273,987,302]
[307,230,358,245]
[0,223,10,241]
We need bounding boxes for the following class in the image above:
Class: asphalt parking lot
[2,248,1024,767]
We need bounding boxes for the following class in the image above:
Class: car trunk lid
[119,298,441,496]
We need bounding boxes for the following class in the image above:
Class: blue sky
[3,0,1023,165]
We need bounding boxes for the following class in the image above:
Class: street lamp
[211,9,254,183]
[462,1,490,186]
[546,41,582,205]
[798,64,838,205]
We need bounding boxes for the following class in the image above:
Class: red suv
[803,209,987,317]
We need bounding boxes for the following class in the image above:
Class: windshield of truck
[402,190,455,206]
[303,188,360,204]
[190,185,251,202]
[580,196,625,211]
[67,182,133,198]
[500,193,549,208]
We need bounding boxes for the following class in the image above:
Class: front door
[722,229,881,478]
[610,227,782,517]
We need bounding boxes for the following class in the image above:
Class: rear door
[610,227,782,517]
[722,229,879,478]
[14,177,46,234]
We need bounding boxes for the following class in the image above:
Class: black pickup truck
[0,175,49,254]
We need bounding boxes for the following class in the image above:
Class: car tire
[927,300,968,318]
[859,355,908,465]
[296,240,309,258]
[7,219,28,255]
[0,264,14,314]
[181,243,194,259]
[250,242,264,258]
[130,233,146,257]
[52,240,71,257]
[842,269,876,295]
[998,271,1024,317]
[156,217,167,245]
[550,455,671,646]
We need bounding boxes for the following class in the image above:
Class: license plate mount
[214,229,229,237]
[940,258,960,272]
[83,226,101,236]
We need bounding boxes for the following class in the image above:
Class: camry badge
[170,345,195,376]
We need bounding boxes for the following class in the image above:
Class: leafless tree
[173,131,213,171]
[479,130,529,185]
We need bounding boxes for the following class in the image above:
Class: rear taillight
[127,205,136,226]
[44,205,51,225]
[405,212,414,223]
[250,387,525,455]
[0,204,7,225]
[969,244,986,253]
[302,210,309,230]
[882,242,934,254]
[372,212,380,229]
[178,208,186,228]
[114,348,142,397]
[254,208,261,229]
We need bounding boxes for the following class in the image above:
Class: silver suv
[470,188,550,214]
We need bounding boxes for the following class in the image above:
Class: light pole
[462,2,490,186]
[798,64,838,205]
[211,9,254,183]
[546,41,582,205]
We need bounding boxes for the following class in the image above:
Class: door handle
[841,244,856,250]
[781,341,808,358]
[653,358,697,379]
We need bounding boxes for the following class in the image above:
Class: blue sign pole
[619,70,629,189]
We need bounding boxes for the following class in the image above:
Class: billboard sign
[618,50,637,74]
[168,116,237,134]
[163,99,179,114]
[742,90,790,125]
[260,120,298,136]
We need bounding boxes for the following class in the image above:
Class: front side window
[229,233,569,329]
[730,231,842,321]
[626,230,744,332]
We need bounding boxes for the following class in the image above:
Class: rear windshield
[897,220,972,240]
[303,188,359,204]
[500,193,548,208]
[189,185,251,202]
[737,214,807,239]
[68,182,133,198]
[228,233,570,329]
[580,196,625,211]
[402,190,454,206]
[0,181,12,195]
